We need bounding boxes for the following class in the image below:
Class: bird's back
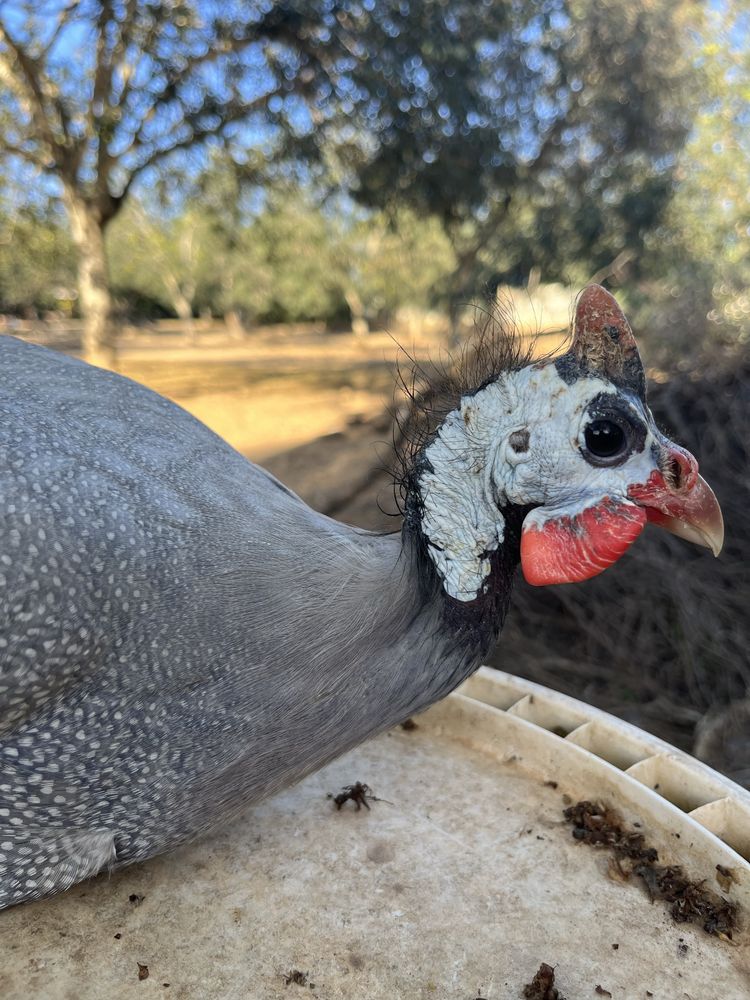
[0,336,345,722]
[0,336,415,904]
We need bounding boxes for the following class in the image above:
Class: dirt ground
[109,329,417,529]
[116,328,407,463]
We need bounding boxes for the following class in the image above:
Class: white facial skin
[419,363,661,601]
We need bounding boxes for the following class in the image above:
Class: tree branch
[0,18,72,170]
[0,136,49,169]
[90,0,120,184]
[118,88,282,203]
[120,5,328,159]
[113,0,160,114]
[40,0,81,60]
[92,0,116,118]
[95,1,174,195]
[123,35,260,160]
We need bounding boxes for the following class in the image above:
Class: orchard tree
[108,170,274,330]
[191,154,273,333]
[0,202,75,313]
[0,1,353,363]
[0,0,705,361]
[350,0,705,317]
[332,208,455,332]
[254,187,341,323]
[107,198,217,334]
[643,1,750,351]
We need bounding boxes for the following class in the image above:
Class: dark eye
[584,419,627,462]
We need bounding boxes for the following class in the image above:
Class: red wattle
[521,498,647,586]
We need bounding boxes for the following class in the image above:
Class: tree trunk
[224,309,245,340]
[64,192,118,368]
[344,288,369,336]
[173,290,196,345]
[447,240,481,347]
[162,272,196,345]
[447,297,462,346]
[221,269,246,340]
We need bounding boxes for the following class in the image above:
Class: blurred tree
[332,208,455,332]
[350,0,704,322]
[254,187,342,323]
[108,199,221,335]
[0,1,350,363]
[192,156,273,333]
[0,0,704,360]
[0,203,75,313]
[639,2,750,357]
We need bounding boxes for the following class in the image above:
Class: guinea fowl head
[402,284,724,605]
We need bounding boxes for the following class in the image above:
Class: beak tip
[708,506,725,558]
[711,531,724,559]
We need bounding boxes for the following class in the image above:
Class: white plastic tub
[2,667,749,999]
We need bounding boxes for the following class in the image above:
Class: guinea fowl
[0,286,723,909]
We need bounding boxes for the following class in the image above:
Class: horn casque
[557,284,646,398]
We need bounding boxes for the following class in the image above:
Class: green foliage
[333,209,456,324]
[0,205,75,313]
[108,200,221,320]
[253,190,341,323]
[190,156,274,323]
[350,0,704,304]
[636,2,750,358]
[107,165,456,327]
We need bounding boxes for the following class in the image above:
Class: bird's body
[0,287,723,908]
[0,335,513,908]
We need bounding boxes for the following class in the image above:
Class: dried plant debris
[564,800,739,940]
[329,782,374,811]
[595,988,612,997]
[716,864,737,893]
[522,962,566,1000]
[283,969,309,987]
[565,800,657,860]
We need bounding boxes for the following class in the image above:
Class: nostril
[664,446,698,493]
[668,456,683,488]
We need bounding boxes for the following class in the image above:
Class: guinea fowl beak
[628,445,724,557]
[640,476,724,556]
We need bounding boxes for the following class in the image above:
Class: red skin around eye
[521,498,647,586]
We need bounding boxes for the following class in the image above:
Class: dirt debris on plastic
[1,705,749,1000]
[564,800,738,940]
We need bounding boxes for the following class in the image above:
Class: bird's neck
[401,374,530,647]
[401,495,526,661]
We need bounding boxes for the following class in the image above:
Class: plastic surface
[1,667,748,999]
